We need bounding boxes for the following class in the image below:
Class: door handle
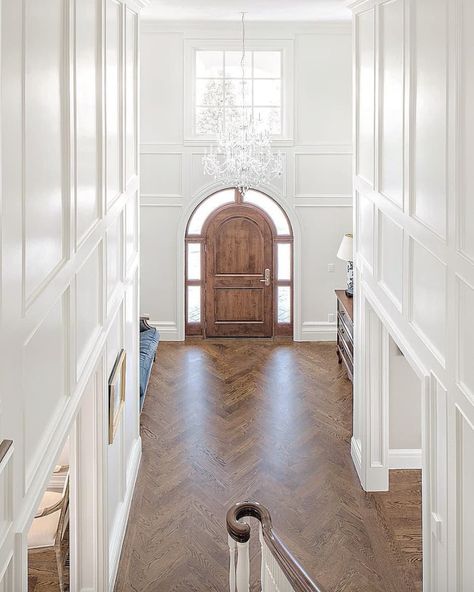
[259,268,271,286]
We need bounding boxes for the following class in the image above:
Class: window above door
[184,39,295,146]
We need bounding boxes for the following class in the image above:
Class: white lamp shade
[337,233,353,261]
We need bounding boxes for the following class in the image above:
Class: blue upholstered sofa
[139,316,159,410]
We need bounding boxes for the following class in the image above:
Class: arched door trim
[177,183,302,341]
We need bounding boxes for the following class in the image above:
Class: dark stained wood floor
[115,340,422,592]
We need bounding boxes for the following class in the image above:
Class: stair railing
[226,501,324,592]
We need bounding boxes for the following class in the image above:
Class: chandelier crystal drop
[202,13,283,196]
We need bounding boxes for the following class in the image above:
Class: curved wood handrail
[226,501,324,592]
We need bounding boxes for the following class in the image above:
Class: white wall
[350,0,474,589]
[0,0,144,589]
[139,20,353,341]
[388,339,421,467]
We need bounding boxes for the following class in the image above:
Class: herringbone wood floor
[115,340,422,592]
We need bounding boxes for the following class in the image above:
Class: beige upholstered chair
[28,470,69,592]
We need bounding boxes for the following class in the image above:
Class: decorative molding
[299,322,337,342]
[141,21,352,36]
[140,202,183,208]
[388,448,422,470]
[149,321,181,341]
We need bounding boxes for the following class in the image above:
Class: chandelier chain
[202,12,283,196]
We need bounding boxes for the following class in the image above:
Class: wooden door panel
[205,205,273,337]
[215,218,264,275]
[214,288,264,323]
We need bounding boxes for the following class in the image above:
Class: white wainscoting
[0,0,146,589]
[349,0,474,589]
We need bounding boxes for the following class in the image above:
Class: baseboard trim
[148,320,337,342]
[351,436,363,483]
[299,322,337,342]
[149,321,180,341]
[108,437,142,591]
[388,448,422,470]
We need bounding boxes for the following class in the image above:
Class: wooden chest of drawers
[335,290,354,382]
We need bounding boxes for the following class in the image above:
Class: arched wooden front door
[185,188,293,338]
[204,204,273,337]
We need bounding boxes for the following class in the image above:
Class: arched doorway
[185,188,293,338]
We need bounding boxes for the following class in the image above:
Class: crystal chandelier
[202,13,283,196]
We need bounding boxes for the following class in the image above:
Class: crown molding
[141,20,352,36]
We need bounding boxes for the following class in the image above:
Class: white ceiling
[142,0,351,22]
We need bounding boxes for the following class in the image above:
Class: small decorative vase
[346,260,354,298]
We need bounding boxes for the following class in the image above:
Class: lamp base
[346,260,354,298]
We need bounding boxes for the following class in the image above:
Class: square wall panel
[141,153,183,197]
[379,212,403,308]
[379,0,404,208]
[458,277,474,401]
[410,239,446,363]
[295,154,352,197]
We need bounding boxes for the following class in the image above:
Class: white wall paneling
[409,239,446,366]
[294,153,352,197]
[295,33,352,146]
[140,32,184,145]
[378,210,403,309]
[456,406,474,591]
[139,20,353,340]
[349,0,474,588]
[356,191,374,272]
[378,0,404,208]
[412,0,448,239]
[0,555,14,592]
[0,0,146,588]
[24,0,66,307]
[458,0,474,262]
[355,7,375,186]
[141,152,184,197]
[106,0,124,208]
[23,292,69,491]
[75,0,101,248]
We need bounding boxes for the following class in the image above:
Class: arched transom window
[185,188,293,337]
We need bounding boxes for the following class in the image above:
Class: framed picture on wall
[108,349,126,444]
